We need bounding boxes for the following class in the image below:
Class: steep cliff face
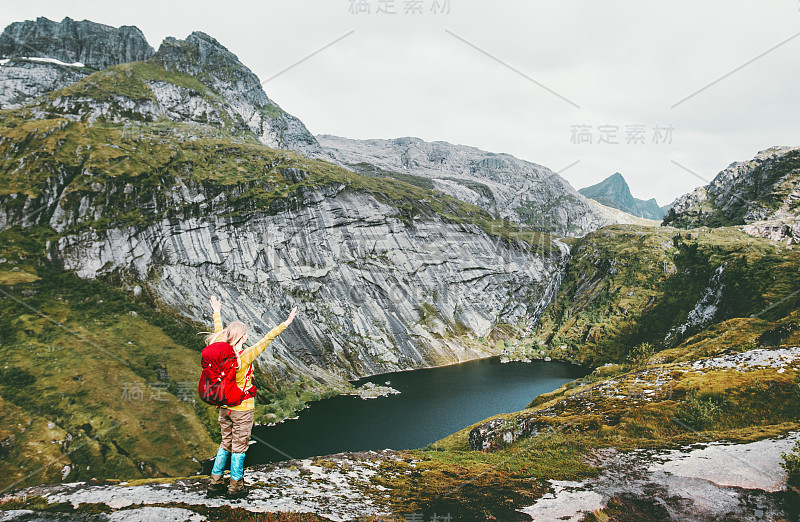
[664,146,800,243]
[0,17,153,110]
[50,184,565,384]
[0,17,154,69]
[317,135,648,237]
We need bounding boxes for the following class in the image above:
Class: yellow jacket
[212,311,287,411]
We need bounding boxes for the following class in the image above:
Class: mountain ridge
[0,16,154,69]
[317,134,651,237]
[578,172,666,220]
[0,17,320,155]
[664,146,800,244]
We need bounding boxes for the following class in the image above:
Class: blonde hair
[205,321,247,346]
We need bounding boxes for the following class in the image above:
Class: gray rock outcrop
[0,17,154,109]
[0,58,90,109]
[0,16,154,69]
[664,146,800,243]
[152,32,320,155]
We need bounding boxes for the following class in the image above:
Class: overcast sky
[4,1,800,205]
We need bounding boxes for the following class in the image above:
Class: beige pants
[218,407,255,453]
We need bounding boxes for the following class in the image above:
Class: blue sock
[230,452,246,481]
[211,448,230,475]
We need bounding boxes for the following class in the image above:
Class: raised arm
[210,295,223,334]
[239,307,297,367]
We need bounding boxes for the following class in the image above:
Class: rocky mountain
[0,17,319,155]
[318,135,650,237]
[0,17,154,69]
[0,14,574,431]
[664,146,800,243]
[501,224,800,367]
[151,31,320,156]
[0,17,152,111]
[578,172,666,220]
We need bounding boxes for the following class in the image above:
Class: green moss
[349,162,435,191]
[782,440,800,490]
[55,60,212,104]
[0,104,559,256]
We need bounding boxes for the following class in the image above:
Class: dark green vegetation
[371,432,597,519]
[0,225,227,488]
[784,440,800,491]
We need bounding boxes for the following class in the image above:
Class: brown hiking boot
[206,474,227,497]
[226,478,248,499]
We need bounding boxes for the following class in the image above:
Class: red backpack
[198,342,257,407]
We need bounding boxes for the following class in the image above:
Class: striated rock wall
[45,180,567,384]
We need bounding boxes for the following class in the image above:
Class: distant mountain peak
[579,172,666,220]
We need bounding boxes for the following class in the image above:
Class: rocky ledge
[521,432,800,521]
[1,434,797,521]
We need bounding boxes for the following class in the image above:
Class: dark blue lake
[239,357,586,465]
